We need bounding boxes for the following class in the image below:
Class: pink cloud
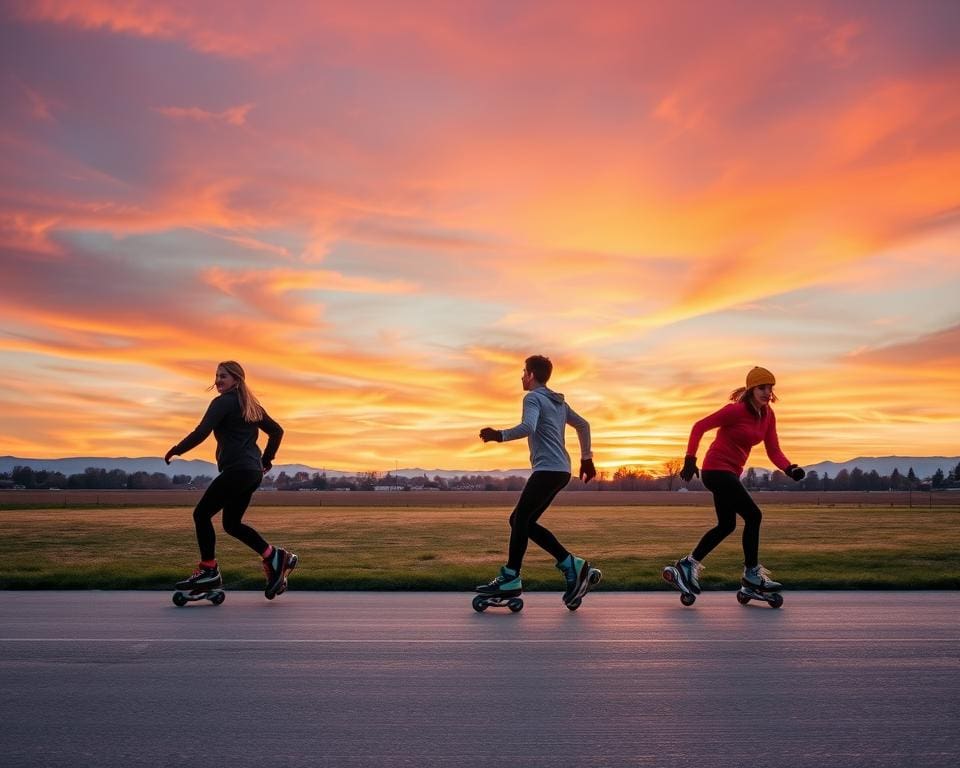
[155,103,254,126]
[7,0,267,57]
[844,324,960,369]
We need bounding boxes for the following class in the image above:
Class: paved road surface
[1,591,957,767]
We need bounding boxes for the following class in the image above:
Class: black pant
[692,470,763,568]
[506,470,571,572]
[193,470,267,561]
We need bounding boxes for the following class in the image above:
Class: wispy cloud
[155,103,254,126]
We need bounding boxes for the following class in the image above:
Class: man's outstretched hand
[479,427,503,443]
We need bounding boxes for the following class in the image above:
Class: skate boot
[557,554,589,606]
[738,564,784,608]
[661,555,702,606]
[263,547,299,600]
[557,554,602,611]
[677,555,703,594]
[475,566,522,597]
[175,563,222,591]
[741,564,781,591]
[473,566,523,612]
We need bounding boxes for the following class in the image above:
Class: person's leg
[507,471,598,605]
[735,487,763,569]
[218,470,298,597]
[192,472,231,562]
[177,475,230,589]
[722,481,782,589]
[691,470,740,562]
[506,471,571,571]
[220,470,269,554]
[669,470,742,594]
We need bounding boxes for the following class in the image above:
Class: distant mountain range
[794,456,959,479]
[0,456,531,480]
[744,456,959,479]
[2,455,957,480]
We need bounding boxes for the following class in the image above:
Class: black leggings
[193,470,268,561]
[506,471,571,572]
[692,470,763,568]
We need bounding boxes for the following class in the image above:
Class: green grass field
[1,503,958,590]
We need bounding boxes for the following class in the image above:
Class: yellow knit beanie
[746,366,776,389]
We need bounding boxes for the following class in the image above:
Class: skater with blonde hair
[165,360,297,600]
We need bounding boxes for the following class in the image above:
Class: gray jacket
[500,386,592,472]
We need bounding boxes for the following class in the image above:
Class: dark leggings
[692,470,763,568]
[193,470,267,561]
[506,471,571,572]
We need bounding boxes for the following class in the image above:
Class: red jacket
[685,401,791,476]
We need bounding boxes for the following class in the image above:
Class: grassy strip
[1,504,958,590]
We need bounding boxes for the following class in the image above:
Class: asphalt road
[1,591,957,767]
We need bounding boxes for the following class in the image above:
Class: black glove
[479,427,503,443]
[164,448,178,465]
[262,460,273,473]
[579,458,596,483]
[786,464,805,481]
[679,455,700,482]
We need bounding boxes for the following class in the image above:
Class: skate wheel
[210,591,226,606]
[172,592,188,607]
[680,592,696,607]
[472,595,488,613]
[736,590,751,605]
[769,593,784,609]
[589,569,602,585]
[507,598,523,613]
[661,566,676,583]
[566,599,582,611]
[265,590,276,600]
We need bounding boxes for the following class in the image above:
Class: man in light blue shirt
[476,355,600,609]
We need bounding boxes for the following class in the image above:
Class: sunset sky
[2,0,959,474]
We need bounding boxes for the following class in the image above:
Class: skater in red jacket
[666,366,805,598]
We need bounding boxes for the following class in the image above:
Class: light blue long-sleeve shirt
[500,386,593,472]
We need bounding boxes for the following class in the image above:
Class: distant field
[1,501,957,590]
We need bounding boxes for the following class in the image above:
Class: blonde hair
[214,360,265,422]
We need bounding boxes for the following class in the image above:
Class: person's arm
[763,409,795,474]
[566,404,596,482]
[565,404,592,460]
[685,403,738,457]
[680,403,739,480]
[259,411,284,471]
[500,392,540,441]
[164,397,226,463]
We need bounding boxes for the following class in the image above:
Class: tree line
[1,466,214,491]
[712,463,960,492]
[3,461,959,492]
